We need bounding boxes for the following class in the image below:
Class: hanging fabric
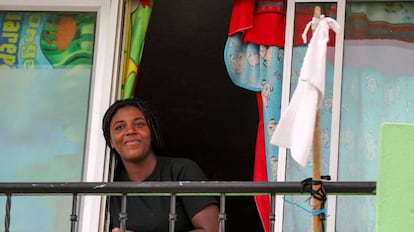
[224,1,287,231]
[121,0,153,99]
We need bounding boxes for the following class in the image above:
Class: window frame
[0,0,123,231]
[279,0,345,231]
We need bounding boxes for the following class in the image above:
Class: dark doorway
[136,1,263,231]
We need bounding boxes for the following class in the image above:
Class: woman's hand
[111,227,134,232]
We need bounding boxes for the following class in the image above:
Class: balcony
[0,181,376,232]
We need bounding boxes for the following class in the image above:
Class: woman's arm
[190,204,220,232]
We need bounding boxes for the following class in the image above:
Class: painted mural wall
[0,11,96,231]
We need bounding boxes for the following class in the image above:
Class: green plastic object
[377,122,414,232]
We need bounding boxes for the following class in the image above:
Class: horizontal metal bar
[0,181,376,196]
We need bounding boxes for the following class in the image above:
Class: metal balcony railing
[0,181,376,232]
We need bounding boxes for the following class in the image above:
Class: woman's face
[109,106,153,163]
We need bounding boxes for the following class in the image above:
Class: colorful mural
[0,11,96,231]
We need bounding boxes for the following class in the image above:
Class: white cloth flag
[270,16,339,167]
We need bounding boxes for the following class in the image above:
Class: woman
[102,98,219,232]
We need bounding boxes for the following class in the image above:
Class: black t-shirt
[109,156,218,232]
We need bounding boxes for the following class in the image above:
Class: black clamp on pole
[301,175,331,232]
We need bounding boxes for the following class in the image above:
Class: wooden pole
[312,110,321,232]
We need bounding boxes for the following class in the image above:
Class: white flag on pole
[270,16,339,167]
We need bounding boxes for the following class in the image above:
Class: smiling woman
[109,106,154,169]
[102,98,220,232]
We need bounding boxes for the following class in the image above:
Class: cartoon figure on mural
[41,13,96,68]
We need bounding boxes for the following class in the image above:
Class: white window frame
[0,0,123,231]
[278,0,345,231]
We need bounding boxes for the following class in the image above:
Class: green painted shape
[377,123,414,232]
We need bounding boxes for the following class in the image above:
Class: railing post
[270,193,276,232]
[120,193,128,232]
[70,193,78,232]
[219,193,226,232]
[4,193,11,232]
[169,193,177,232]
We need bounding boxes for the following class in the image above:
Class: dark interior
[135,0,263,231]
